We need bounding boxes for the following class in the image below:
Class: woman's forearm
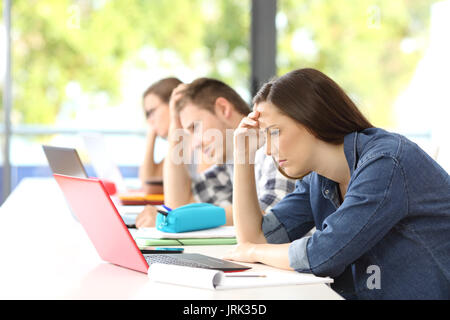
[139,130,161,182]
[232,163,267,244]
[224,242,293,271]
[253,243,293,270]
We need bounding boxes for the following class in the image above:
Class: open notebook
[148,263,333,290]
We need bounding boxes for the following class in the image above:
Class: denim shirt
[262,128,450,299]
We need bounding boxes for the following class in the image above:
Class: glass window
[5,0,251,191]
[277,0,449,172]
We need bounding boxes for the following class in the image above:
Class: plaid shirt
[189,148,296,212]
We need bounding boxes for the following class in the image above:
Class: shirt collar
[343,131,359,175]
[319,131,359,208]
[321,177,340,209]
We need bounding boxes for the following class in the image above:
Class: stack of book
[117,192,164,205]
[133,226,237,246]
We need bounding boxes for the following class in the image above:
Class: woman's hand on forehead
[250,108,267,130]
[254,103,264,113]
[247,110,261,120]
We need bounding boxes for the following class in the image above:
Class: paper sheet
[147,264,333,290]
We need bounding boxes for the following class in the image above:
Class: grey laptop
[42,145,138,226]
[42,145,88,178]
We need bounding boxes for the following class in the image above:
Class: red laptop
[53,174,250,274]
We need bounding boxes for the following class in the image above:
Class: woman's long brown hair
[253,68,373,179]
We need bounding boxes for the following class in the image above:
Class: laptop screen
[42,145,88,178]
[53,174,149,273]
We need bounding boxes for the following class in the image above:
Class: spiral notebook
[148,264,333,290]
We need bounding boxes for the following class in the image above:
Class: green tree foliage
[278,0,437,127]
[1,0,437,129]
[6,0,249,125]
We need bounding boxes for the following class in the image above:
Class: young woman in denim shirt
[224,68,450,299]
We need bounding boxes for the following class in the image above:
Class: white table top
[0,178,342,300]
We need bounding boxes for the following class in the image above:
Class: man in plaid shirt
[190,148,294,213]
[135,78,295,227]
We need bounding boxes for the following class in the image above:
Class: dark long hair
[253,68,373,178]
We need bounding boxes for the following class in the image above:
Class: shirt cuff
[288,237,312,273]
[262,211,290,244]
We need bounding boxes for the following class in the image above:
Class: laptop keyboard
[144,254,210,269]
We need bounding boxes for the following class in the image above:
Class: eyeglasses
[144,103,163,120]
[144,108,155,119]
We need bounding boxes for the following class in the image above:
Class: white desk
[0,178,342,300]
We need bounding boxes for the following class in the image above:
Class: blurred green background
[1,0,449,201]
[1,0,438,128]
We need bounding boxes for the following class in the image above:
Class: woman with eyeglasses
[140,77,213,193]
[224,68,450,299]
[140,77,182,193]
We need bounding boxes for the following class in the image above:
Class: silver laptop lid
[42,145,88,178]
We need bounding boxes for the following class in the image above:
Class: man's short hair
[176,78,250,116]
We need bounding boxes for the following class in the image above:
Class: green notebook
[135,237,237,247]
